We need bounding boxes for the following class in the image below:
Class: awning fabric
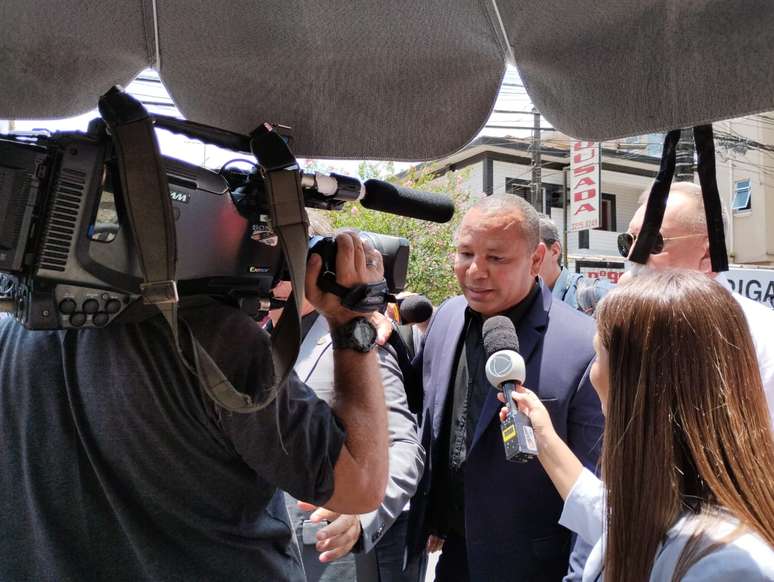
[1,1,772,160]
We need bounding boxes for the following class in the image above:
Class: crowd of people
[1,180,773,581]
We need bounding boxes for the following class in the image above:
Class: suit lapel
[469,283,552,452]
[429,297,468,439]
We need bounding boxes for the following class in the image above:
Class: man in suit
[269,224,425,582]
[411,194,604,581]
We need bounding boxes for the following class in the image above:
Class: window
[505,177,530,200]
[505,178,564,213]
[578,230,590,249]
[595,193,617,232]
[645,133,666,157]
[732,178,752,212]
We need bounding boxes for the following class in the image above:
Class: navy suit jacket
[410,282,604,581]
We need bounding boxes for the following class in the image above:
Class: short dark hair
[538,214,561,265]
[467,194,540,250]
[538,214,560,247]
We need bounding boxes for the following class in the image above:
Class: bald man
[622,182,774,423]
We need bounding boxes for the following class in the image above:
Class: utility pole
[675,127,695,182]
[530,107,543,212]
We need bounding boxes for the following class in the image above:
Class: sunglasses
[616,232,706,257]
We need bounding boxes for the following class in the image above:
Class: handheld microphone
[482,316,538,462]
[398,294,433,324]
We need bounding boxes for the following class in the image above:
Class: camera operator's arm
[306,232,389,515]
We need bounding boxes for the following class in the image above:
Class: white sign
[573,260,774,309]
[725,268,774,308]
[569,141,601,232]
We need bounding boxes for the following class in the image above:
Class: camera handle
[99,87,309,418]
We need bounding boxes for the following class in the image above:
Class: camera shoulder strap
[629,125,728,272]
[98,87,306,414]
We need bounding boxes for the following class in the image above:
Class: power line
[484,124,555,131]
[491,109,544,115]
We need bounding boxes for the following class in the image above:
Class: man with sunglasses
[620,181,774,424]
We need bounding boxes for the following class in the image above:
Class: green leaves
[330,163,471,305]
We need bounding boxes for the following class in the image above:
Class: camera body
[309,233,409,295]
[0,119,406,330]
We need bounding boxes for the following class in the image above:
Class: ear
[551,241,563,261]
[697,237,712,274]
[531,242,547,277]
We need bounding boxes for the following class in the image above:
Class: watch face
[354,320,377,345]
[333,317,377,352]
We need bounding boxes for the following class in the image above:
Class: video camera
[0,100,452,331]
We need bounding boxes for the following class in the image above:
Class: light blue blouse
[559,469,774,581]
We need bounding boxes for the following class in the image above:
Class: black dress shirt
[434,281,540,537]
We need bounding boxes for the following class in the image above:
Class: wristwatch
[331,317,378,352]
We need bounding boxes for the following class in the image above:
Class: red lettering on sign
[574,176,596,187]
[573,189,597,202]
[573,151,595,164]
[583,270,622,284]
[573,164,595,177]
[574,203,596,215]
[573,141,595,150]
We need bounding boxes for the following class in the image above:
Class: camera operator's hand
[306,231,384,327]
[305,230,389,516]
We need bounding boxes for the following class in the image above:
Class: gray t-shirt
[0,303,346,582]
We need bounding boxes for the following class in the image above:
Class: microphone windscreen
[482,315,519,359]
[362,180,455,223]
[399,294,433,324]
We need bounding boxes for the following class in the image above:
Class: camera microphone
[398,294,433,324]
[299,174,454,224]
[482,316,538,462]
[362,180,455,223]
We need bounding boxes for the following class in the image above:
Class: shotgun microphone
[362,180,455,223]
[482,316,538,462]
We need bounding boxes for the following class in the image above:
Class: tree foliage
[329,163,474,306]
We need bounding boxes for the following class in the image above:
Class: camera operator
[0,231,389,582]
[269,216,425,582]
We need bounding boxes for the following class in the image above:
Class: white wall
[714,117,774,265]
[455,156,652,260]
[613,187,642,233]
[466,162,484,195]
[551,209,620,257]
[454,160,485,196]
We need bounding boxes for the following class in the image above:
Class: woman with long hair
[501,270,774,580]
